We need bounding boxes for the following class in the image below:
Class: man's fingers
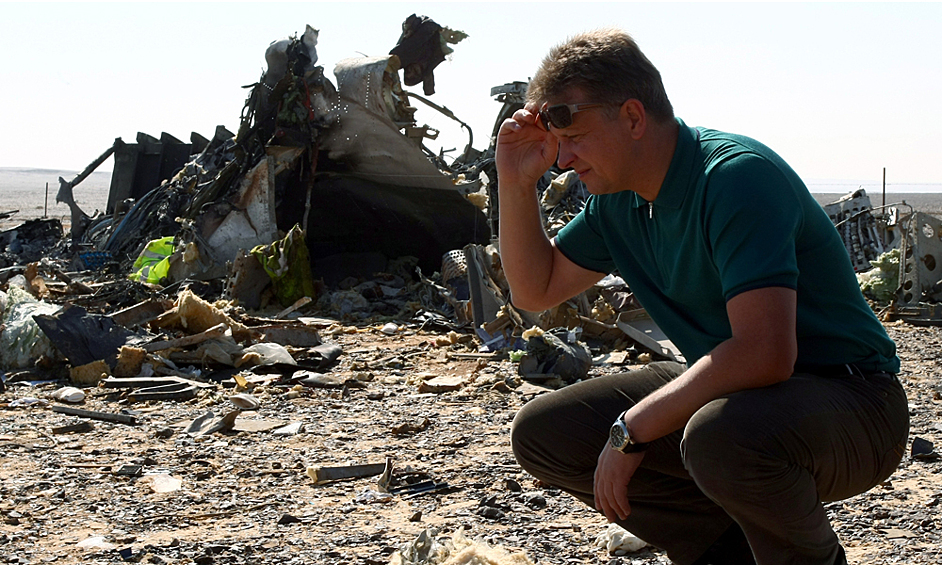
[595,446,642,523]
[594,463,625,522]
[497,117,522,136]
[515,106,538,122]
[498,108,543,141]
[611,483,631,521]
[600,480,630,522]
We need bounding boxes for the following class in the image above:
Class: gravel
[0,320,939,565]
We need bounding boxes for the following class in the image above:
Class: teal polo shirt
[555,119,899,373]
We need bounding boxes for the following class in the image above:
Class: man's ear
[620,99,647,140]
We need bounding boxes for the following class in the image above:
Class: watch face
[610,420,629,449]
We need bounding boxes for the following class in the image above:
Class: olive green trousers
[510,361,909,565]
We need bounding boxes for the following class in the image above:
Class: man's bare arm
[594,286,798,521]
[495,106,605,311]
[627,286,797,440]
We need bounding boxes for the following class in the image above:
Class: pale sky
[2,2,940,190]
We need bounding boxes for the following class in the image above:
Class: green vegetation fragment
[252,224,316,307]
[508,349,526,362]
[858,248,900,304]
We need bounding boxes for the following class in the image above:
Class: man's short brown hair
[527,29,674,123]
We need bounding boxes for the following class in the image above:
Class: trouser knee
[680,399,752,502]
[510,397,551,477]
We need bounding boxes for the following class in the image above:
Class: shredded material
[391,528,534,565]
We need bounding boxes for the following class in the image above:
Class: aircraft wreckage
[0,15,937,387]
[56,17,497,284]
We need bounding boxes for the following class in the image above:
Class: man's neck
[631,119,679,202]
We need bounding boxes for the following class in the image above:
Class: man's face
[546,90,636,195]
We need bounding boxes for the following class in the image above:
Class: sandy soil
[0,168,111,231]
[1,316,941,565]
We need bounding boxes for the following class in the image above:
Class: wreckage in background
[822,188,942,325]
[56,19,492,282]
[45,19,608,313]
[19,16,675,382]
[12,15,939,393]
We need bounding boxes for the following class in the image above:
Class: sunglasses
[538,102,604,131]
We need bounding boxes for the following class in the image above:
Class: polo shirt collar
[630,118,699,211]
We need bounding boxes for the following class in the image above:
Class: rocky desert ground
[1,170,942,565]
[1,319,941,565]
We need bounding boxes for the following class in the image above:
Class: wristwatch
[609,410,649,453]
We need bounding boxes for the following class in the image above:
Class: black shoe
[691,522,756,565]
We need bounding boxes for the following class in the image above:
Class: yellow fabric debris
[114,346,146,377]
[170,289,254,342]
[70,359,111,385]
[129,236,174,284]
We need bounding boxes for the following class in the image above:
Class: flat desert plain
[2,168,941,231]
[0,168,111,231]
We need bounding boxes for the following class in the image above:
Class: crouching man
[499,29,908,565]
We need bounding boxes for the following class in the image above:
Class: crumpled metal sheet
[204,157,279,263]
[325,56,457,191]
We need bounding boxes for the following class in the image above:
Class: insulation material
[390,528,534,565]
[70,359,111,385]
[0,287,60,369]
[114,346,147,377]
[157,289,254,342]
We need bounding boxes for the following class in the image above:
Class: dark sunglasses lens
[539,111,552,132]
[545,105,573,129]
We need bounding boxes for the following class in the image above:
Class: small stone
[273,422,303,436]
[391,417,430,435]
[912,437,936,459]
[480,507,505,521]
[491,381,511,393]
[523,492,547,509]
[418,376,464,394]
[277,513,302,525]
[504,478,522,492]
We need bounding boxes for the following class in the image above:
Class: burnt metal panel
[106,133,198,214]
[304,175,490,274]
[898,211,942,305]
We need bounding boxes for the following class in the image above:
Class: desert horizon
[2,166,941,232]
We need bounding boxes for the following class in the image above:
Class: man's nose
[556,139,574,169]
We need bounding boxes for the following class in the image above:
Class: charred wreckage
[0,16,935,395]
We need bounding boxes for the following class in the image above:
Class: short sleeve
[704,154,803,300]
[554,195,617,275]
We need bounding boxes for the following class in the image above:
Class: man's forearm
[622,287,798,443]
[623,336,792,444]
[498,182,556,311]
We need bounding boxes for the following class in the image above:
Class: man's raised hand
[495,105,558,191]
